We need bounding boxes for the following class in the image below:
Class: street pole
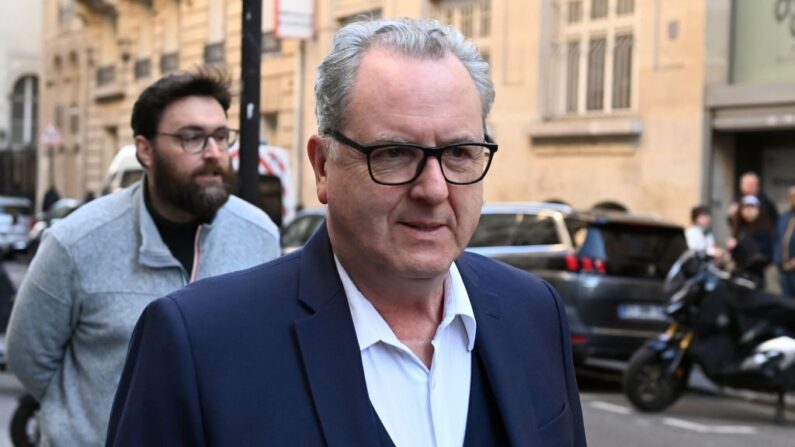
[238,0,262,206]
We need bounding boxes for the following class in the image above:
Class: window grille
[612,33,633,109]
[586,37,606,111]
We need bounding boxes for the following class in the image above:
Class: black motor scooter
[622,251,795,423]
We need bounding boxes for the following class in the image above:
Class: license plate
[617,304,667,321]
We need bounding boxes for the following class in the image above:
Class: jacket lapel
[457,255,542,446]
[293,224,383,447]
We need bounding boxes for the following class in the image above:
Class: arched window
[11,75,39,147]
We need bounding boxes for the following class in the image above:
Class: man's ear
[134,135,154,171]
[307,135,329,205]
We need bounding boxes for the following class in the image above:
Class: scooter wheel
[9,394,40,447]
[623,346,689,412]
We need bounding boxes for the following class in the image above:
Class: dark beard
[151,148,236,222]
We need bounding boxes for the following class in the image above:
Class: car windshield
[574,223,687,279]
[281,214,325,247]
[469,213,561,247]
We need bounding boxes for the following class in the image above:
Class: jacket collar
[294,223,385,446]
[294,225,541,446]
[132,180,184,270]
[457,254,542,446]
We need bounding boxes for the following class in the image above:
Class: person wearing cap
[727,195,774,286]
[727,172,779,229]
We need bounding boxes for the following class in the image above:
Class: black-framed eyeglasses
[156,128,239,154]
[324,129,498,185]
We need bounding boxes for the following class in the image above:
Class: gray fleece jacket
[5,181,280,446]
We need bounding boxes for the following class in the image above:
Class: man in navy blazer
[107,18,586,446]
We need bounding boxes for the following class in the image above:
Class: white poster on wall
[275,0,314,39]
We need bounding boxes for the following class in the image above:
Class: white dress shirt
[335,256,477,447]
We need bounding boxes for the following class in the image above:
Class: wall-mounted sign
[275,0,314,40]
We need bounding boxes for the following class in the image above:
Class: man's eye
[181,134,205,144]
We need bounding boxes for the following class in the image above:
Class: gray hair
[314,17,495,135]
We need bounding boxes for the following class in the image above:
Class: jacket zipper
[190,225,203,283]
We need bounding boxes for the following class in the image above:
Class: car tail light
[566,254,606,274]
[565,254,579,272]
[594,258,606,274]
[571,335,588,345]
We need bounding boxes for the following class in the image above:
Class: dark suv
[466,203,688,370]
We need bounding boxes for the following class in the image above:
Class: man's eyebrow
[370,133,485,146]
[175,125,228,133]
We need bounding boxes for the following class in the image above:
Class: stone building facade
[0,1,42,199]
[39,0,795,236]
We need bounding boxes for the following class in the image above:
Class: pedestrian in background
[106,18,586,446]
[775,185,795,297]
[685,205,723,258]
[727,195,774,287]
[728,172,779,231]
[5,70,281,446]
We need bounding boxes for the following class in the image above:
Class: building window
[480,1,491,37]
[460,5,474,38]
[11,76,39,146]
[591,0,608,19]
[134,58,151,80]
[612,33,633,109]
[96,65,115,86]
[586,37,606,111]
[567,1,582,24]
[204,42,226,67]
[566,41,580,113]
[552,0,635,116]
[262,31,281,56]
[616,0,634,15]
[69,105,80,134]
[160,52,179,74]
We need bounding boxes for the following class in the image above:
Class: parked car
[280,208,327,254]
[466,203,688,371]
[27,198,82,256]
[0,196,34,257]
[275,202,688,372]
[101,145,143,195]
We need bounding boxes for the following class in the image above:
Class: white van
[101,145,144,195]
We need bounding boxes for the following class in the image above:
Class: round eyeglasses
[324,129,498,185]
[156,128,239,154]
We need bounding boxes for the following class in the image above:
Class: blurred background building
[0,1,42,201]
[34,0,795,237]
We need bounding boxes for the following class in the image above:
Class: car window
[0,204,32,215]
[584,224,687,279]
[469,213,561,247]
[281,215,324,247]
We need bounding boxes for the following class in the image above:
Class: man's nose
[202,136,224,159]
[409,156,449,203]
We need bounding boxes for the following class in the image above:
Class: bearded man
[5,70,281,446]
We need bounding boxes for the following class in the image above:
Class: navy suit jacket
[106,225,586,446]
